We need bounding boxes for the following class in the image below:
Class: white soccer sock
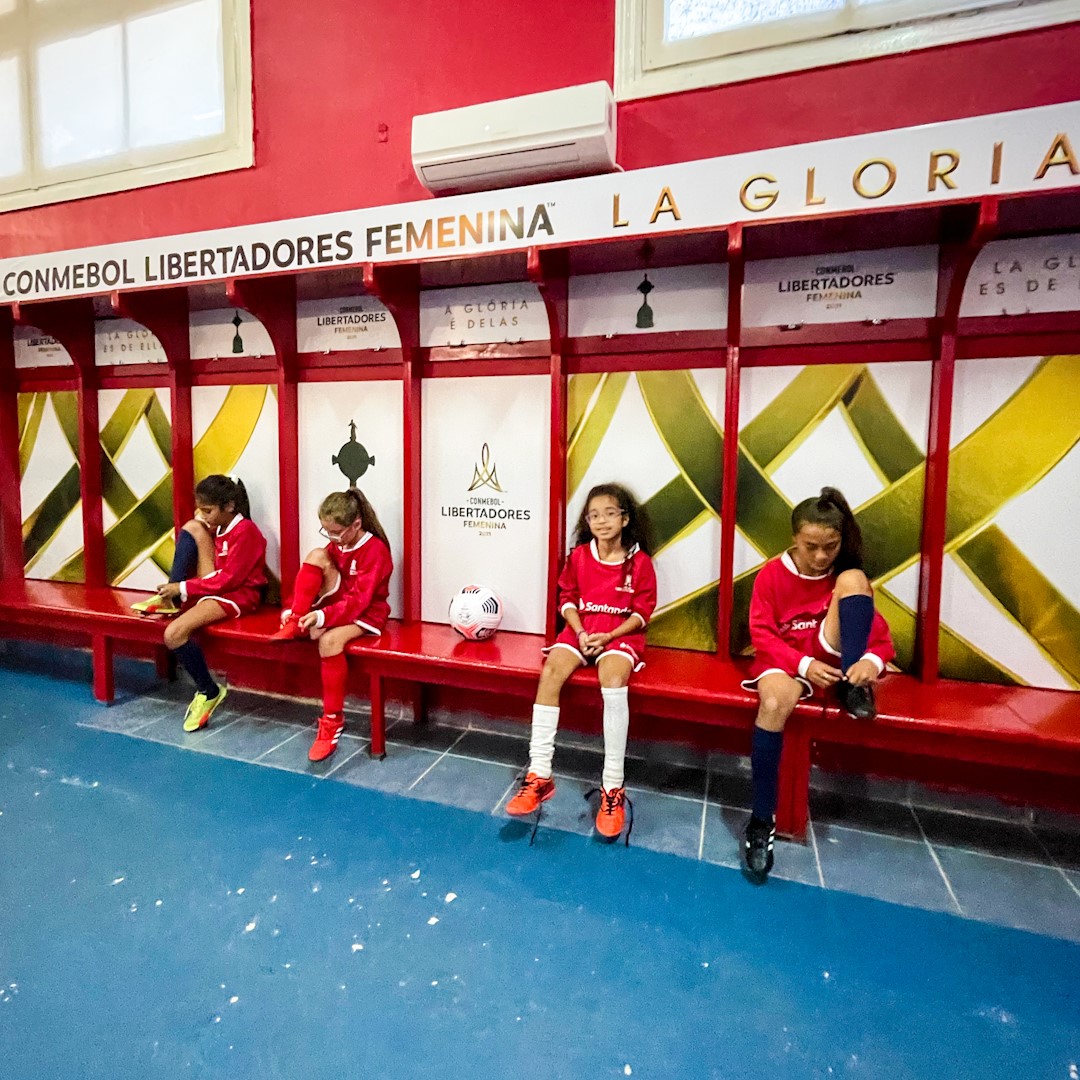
[528,704,560,779]
[601,686,630,790]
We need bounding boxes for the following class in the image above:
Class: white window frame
[0,0,252,213]
[616,0,1080,101]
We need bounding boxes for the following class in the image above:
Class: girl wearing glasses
[270,488,393,762]
[506,482,656,840]
[132,474,267,733]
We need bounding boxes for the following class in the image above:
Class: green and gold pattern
[19,391,83,580]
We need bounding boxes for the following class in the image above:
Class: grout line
[323,743,366,778]
[254,727,305,761]
[491,775,521,816]
[405,729,469,791]
[1029,828,1080,903]
[697,769,711,861]
[914,812,964,916]
[808,819,825,888]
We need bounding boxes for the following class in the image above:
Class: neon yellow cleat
[182,686,228,732]
[131,594,180,616]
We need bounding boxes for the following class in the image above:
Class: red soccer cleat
[269,613,305,642]
[594,786,627,838]
[505,772,556,816]
[308,714,345,761]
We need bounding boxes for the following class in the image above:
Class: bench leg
[154,646,176,682]
[408,684,427,726]
[776,713,811,840]
[368,674,386,759]
[92,635,115,705]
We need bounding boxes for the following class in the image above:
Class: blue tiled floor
[64,673,1080,945]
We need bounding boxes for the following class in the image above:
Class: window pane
[36,25,125,168]
[127,0,225,150]
[666,0,843,41]
[0,55,23,177]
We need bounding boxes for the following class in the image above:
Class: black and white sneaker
[743,816,776,883]
[837,680,876,720]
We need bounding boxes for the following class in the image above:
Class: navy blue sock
[750,726,784,821]
[169,530,199,584]
[839,594,874,674]
[172,641,218,698]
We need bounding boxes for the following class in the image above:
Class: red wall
[2,1,1078,259]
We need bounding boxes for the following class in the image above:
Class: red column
[0,307,21,582]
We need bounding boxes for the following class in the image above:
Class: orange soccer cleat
[505,773,556,816]
[269,613,305,642]
[308,714,346,761]
[594,786,628,839]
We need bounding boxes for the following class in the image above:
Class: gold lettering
[436,216,454,248]
[649,187,682,223]
[740,174,779,213]
[406,220,433,252]
[805,167,825,207]
[991,141,1003,185]
[928,150,960,192]
[459,213,483,246]
[612,193,628,228]
[852,158,897,200]
[1035,133,1080,180]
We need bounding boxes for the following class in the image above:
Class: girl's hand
[806,659,843,688]
[582,632,610,656]
[298,612,320,632]
[844,658,879,687]
[156,582,181,599]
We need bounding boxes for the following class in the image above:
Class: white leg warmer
[601,686,630,790]
[528,704,560,779]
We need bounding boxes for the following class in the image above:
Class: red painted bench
[3,580,1079,839]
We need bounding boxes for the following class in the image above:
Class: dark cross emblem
[333,420,376,485]
[231,310,244,354]
[635,274,655,329]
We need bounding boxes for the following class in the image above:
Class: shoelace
[584,787,635,847]
[511,773,548,847]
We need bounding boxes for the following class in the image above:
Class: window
[617,0,1080,99]
[0,0,252,212]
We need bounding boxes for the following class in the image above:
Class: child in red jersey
[143,475,267,733]
[742,487,894,882]
[269,489,393,762]
[506,482,657,840]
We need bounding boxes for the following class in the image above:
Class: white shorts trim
[597,647,642,672]
[314,570,342,608]
[543,641,585,663]
[354,619,381,636]
[740,667,813,699]
[818,621,841,658]
[196,595,241,618]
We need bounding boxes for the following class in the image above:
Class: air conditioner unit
[412,81,617,195]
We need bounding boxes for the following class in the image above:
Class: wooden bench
[3,580,1078,840]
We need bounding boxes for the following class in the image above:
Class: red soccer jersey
[181,514,267,603]
[556,540,657,648]
[316,532,393,633]
[747,552,894,680]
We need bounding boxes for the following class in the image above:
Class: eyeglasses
[320,521,358,542]
[586,509,625,522]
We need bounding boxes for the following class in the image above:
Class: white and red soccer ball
[448,585,503,640]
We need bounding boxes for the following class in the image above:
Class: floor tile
[1030,808,1080,834]
[497,774,598,837]
[1065,870,1080,897]
[906,781,1029,822]
[383,721,469,753]
[623,756,706,801]
[706,767,753,811]
[934,846,1080,942]
[811,768,910,805]
[815,824,957,913]
[811,790,922,839]
[450,728,529,767]
[130,709,238,750]
[256,728,366,778]
[408,753,519,814]
[913,807,1047,864]
[1033,827,1080,872]
[79,696,176,735]
[198,716,304,763]
[329,742,443,794]
[619,787,704,860]
[700,804,822,887]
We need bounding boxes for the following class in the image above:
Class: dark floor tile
[1031,808,1080,834]
[914,807,1047,864]
[199,716,304,763]
[256,728,365,778]
[131,708,239,749]
[408,754,519,814]
[810,790,922,839]
[384,721,468,753]
[907,781,1028,822]
[79,696,176,735]
[934,846,1080,942]
[1032,826,1080,873]
[707,769,753,811]
[619,788,703,860]
[700,804,822,886]
[546,742,606,783]
[450,728,529,767]
[815,825,957,913]
[623,756,707,801]
[330,742,442,794]
[811,768,910,804]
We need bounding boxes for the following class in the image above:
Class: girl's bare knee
[835,568,871,596]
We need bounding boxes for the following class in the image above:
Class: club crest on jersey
[349,563,358,575]
[221,541,229,556]
[615,565,635,593]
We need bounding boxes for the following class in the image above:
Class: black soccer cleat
[837,680,877,720]
[743,816,775,883]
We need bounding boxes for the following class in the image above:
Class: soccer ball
[448,585,503,641]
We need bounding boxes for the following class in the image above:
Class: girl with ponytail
[132,474,267,733]
[740,486,894,882]
[270,488,393,762]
